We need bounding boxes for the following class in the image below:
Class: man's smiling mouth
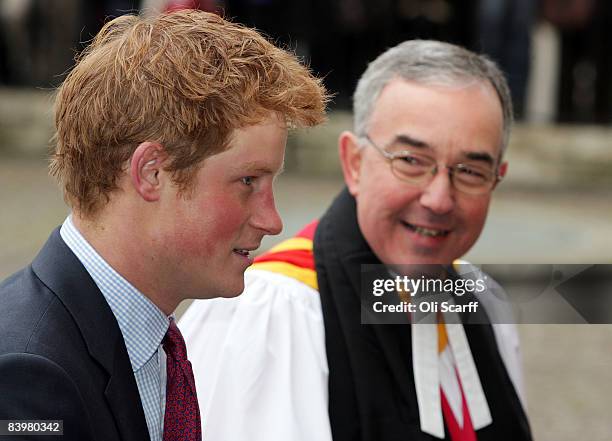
[233,249,251,257]
[402,221,450,238]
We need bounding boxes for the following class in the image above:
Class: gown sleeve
[179,269,332,441]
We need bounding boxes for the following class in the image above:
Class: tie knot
[163,320,187,361]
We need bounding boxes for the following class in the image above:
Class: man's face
[342,79,506,265]
[157,114,286,299]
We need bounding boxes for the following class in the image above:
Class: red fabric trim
[295,220,319,240]
[440,371,477,441]
[254,221,318,269]
[254,249,315,270]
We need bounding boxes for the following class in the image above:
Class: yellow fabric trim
[438,320,448,353]
[268,237,313,253]
[250,261,318,291]
[452,259,467,271]
[443,259,469,352]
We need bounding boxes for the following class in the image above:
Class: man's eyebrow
[232,161,284,176]
[463,151,495,165]
[393,134,431,149]
[392,134,496,165]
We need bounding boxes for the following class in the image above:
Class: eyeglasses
[361,135,502,195]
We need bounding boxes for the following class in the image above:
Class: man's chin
[192,275,246,300]
[382,250,458,266]
[216,278,246,299]
[217,288,245,299]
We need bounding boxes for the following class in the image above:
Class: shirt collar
[60,215,169,372]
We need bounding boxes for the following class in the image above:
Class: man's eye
[241,176,255,186]
[456,167,488,182]
[400,155,423,165]
[395,154,431,168]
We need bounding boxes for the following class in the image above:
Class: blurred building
[1,0,612,123]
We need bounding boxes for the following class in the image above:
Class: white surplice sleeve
[179,269,332,441]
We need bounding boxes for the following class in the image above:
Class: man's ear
[493,161,508,190]
[130,142,168,202]
[338,131,363,196]
[498,161,508,178]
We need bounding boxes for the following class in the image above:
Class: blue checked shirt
[61,216,168,441]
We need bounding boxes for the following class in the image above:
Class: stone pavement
[1,156,611,440]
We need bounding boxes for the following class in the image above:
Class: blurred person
[140,0,222,15]
[162,0,220,13]
[0,10,326,441]
[543,0,612,123]
[181,40,532,441]
[309,0,396,108]
[223,0,311,56]
[0,0,31,84]
[0,0,80,87]
[96,0,141,17]
[476,0,537,119]
[393,0,476,45]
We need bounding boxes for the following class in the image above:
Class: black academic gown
[314,189,532,441]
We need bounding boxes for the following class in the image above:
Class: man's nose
[419,169,455,215]
[251,192,283,236]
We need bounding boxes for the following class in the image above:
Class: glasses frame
[361,134,503,195]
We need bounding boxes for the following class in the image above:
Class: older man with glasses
[181,40,532,441]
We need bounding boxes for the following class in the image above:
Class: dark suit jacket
[0,228,151,441]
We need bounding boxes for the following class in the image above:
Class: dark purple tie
[162,320,202,441]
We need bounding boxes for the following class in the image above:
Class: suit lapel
[105,338,151,441]
[32,228,151,441]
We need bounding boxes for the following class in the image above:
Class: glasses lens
[453,164,496,194]
[391,154,435,181]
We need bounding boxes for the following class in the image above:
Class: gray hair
[353,40,513,155]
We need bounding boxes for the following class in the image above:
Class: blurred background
[1,0,611,439]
